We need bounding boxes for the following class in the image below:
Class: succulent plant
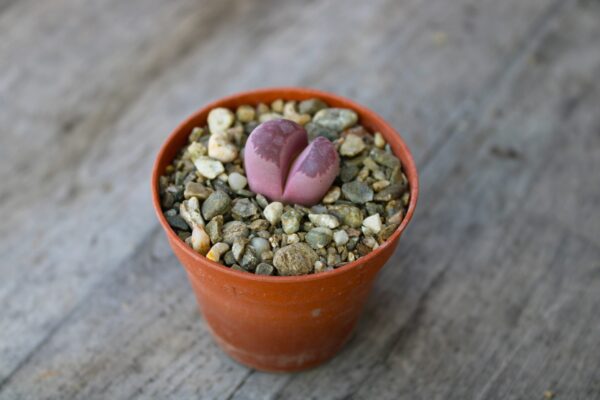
[244,119,339,206]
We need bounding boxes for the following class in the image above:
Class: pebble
[305,227,333,249]
[273,243,318,276]
[259,112,283,123]
[208,107,234,134]
[374,183,406,202]
[167,214,190,231]
[249,219,270,231]
[231,264,247,273]
[249,237,270,259]
[299,98,328,115]
[328,204,364,228]
[333,230,349,246]
[374,132,386,148]
[206,215,223,243]
[240,246,258,270]
[222,221,250,244]
[256,102,269,115]
[256,194,269,209]
[286,233,300,244]
[314,260,327,273]
[340,134,366,157]
[340,165,359,182]
[304,122,339,141]
[231,198,258,220]
[377,223,399,242]
[281,209,303,234]
[370,148,400,168]
[191,225,211,254]
[180,197,204,226]
[263,202,284,225]
[362,214,383,235]
[228,172,247,191]
[232,238,248,262]
[201,190,231,220]
[208,134,238,163]
[321,186,340,204]
[184,142,207,161]
[236,105,255,123]
[308,214,340,229]
[388,210,404,226]
[342,180,374,204]
[184,182,212,200]
[313,108,358,132]
[194,156,224,179]
[261,250,274,261]
[206,242,230,262]
[372,180,390,191]
[271,99,284,113]
[223,251,236,266]
[255,263,274,275]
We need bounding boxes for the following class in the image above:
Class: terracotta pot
[151,87,419,372]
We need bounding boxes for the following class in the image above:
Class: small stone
[286,233,300,244]
[183,141,207,161]
[222,221,250,244]
[305,227,333,249]
[256,102,269,115]
[299,98,328,115]
[245,121,259,135]
[255,262,274,275]
[371,148,400,168]
[208,107,234,134]
[308,214,340,229]
[191,225,211,255]
[377,223,399,242]
[374,183,407,202]
[231,198,258,220]
[374,132,386,148]
[249,237,270,259]
[202,190,231,220]
[208,134,238,163]
[365,202,384,216]
[223,251,236,266]
[311,204,329,214]
[164,209,177,217]
[236,105,256,123]
[180,197,204,228]
[263,202,284,225]
[372,180,390,191]
[189,127,205,142]
[232,238,248,262]
[206,242,229,262]
[340,165,359,182]
[342,181,374,204]
[340,134,366,157]
[206,215,223,243]
[273,243,318,276]
[362,214,383,235]
[261,250,274,261]
[281,209,303,234]
[388,211,404,225]
[363,236,379,249]
[166,214,190,231]
[402,191,410,207]
[271,99,284,113]
[249,219,270,231]
[333,230,349,246]
[313,108,358,132]
[321,186,340,204]
[314,260,327,273]
[328,204,364,228]
[305,122,338,141]
[255,194,269,209]
[228,172,247,191]
[184,182,212,200]
[194,156,224,179]
[347,252,356,262]
[240,246,259,271]
[259,112,283,123]
[356,242,372,256]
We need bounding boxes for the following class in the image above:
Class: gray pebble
[281,209,303,234]
[255,262,275,276]
[370,148,400,168]
[222,221,250,244]
[313,108,358,132]
[206,215,223,243]
[342,181,374,204]
[223,250,236,266]
[374,183,407,202]
[240,246,259,271]
[305,122,339,141]
[166,214,190,231]
[340,165,359,183]
[298,98,328,115]
[328,204,364,228]
[273,243,318,276]
[305,227,333,249]
[231,198,259,220]
[202,190,231,220]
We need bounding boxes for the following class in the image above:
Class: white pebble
[208,134,238,163]
[286,233,300,244]
[362,214,383,235]
[263,202,284,225]
[308,214,340,229]
[207,107,234,134]
[250,237,270,259]
[191,226,211,255]
[180,197,204,228]
[374,132,386,148]
[333,230,349,246]
[193,156,224,179]
[228,172,247,191]
[206,242,230,262]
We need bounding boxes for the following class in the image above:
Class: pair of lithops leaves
[244,119,340,206]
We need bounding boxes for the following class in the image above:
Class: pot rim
[151,87,419,283]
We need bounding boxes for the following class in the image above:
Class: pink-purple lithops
[244,119,308,201]
[244,119,339,206]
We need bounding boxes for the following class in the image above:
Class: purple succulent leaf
[283,137,340,206]
[244,119,308,201]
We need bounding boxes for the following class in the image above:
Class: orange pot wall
[152,88,419,372]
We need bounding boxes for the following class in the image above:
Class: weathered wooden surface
[1,0,599,398]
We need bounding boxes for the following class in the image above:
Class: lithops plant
[244,119,339,206]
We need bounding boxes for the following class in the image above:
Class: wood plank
[0,0,588,397]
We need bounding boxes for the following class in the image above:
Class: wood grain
[1,0,599,398]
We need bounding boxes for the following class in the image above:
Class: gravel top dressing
[158,98,410,276]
